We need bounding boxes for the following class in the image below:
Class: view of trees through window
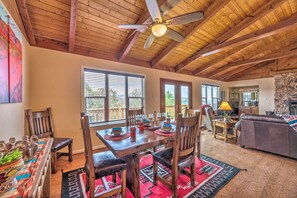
[164,84,189,118]
[84,70,144,123]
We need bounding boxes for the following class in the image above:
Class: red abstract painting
[0,6,9,103]
[8,17,22,103]
[0,2,22,104]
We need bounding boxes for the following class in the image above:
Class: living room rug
[62,154,240,198]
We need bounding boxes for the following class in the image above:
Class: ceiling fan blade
[166,28,184,42]
[160,0,181,16]
[167,11,204,25]
[145,0,162,22]
[118,24,148,30]
[144,33,156,49]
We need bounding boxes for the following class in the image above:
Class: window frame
[201,84,220,110]
[83,68,144,124]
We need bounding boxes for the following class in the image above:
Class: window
[202,84,220,110]
[84,68,144,124]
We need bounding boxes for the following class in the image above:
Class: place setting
[104,127,130,141]
[155,122,176,137]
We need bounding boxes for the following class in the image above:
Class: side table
[212,119,237,142]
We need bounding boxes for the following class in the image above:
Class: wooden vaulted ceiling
[15,0,297,81]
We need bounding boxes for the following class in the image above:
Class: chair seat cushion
[153,148,194,170]
[85,151,126,178]
[51,137,73,151]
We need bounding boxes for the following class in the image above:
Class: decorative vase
[0,156,24,194]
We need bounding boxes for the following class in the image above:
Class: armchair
[203,107,222,132]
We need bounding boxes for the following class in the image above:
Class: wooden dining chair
[185,107,200,117]
[184,109,203,158]
[125,108,157,155]
[25,108,73,174]
[80,114,127,198]
[126,108,144,126]
[153,113,200,198]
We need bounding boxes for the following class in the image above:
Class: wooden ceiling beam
[186,0,287,74]
[202,33,297,78]
[214,0,286,45]
[16,0,36,45]
[35,36,193,77]
[227,61,276,81]
[206,50,297,78]
[117,0,167,62]
[222,61,275,81]
[270,68,297,75]
[196,13,297,57]
[152,0,232,69]
[178,11,297,72]
[194,28,297,76]
[192,43,251,76]
[68,0,78,52]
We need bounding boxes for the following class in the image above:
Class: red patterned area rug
[62,154,240,198]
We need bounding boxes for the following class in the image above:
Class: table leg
[224,126,228,142]
[121,153,140,198]
[213,122,216,138]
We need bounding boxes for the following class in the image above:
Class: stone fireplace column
[274,73,297,115]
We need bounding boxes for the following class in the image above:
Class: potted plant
[0,149,24,194]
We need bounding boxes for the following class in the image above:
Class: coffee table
[212,119,237,142]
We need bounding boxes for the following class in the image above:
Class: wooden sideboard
[29,138,53,198]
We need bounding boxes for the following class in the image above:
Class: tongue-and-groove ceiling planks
[15,0,297,81]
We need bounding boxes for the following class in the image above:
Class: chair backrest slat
[126,108,144,126]
[25,108,54,138]
[174,112,201,160]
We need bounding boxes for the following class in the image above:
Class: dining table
[96,121,175,198]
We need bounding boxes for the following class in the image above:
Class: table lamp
[218,101,232,122]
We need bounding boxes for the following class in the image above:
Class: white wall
[227,78,275,114]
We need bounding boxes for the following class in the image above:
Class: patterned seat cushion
[153,148,194,170]
[85,151,126,178]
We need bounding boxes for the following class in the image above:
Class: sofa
[236,114,297,159]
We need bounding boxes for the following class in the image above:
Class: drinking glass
[22,135,29,142]
[9,137,16,144]
[0,143,5,152]
[139,122,144,133]
[30,135,39,144]
[148,114,153,121]
[157,113,161,120]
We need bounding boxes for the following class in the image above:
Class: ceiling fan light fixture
[152,24,167,37]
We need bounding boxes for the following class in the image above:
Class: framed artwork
[0,2,22,104]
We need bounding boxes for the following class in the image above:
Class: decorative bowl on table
[109,128,125,136]
[143,119,151,127]
[160,123,173,133]
[0,151,24,194]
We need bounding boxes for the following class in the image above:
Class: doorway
[160,79,192,119]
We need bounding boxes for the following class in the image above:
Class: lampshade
[151,24,167,37]
[218,101,232,111]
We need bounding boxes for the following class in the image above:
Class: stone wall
[274,73,297,115]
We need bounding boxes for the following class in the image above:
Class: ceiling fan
[118,0,204,48]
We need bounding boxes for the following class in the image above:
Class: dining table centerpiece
[0,135,39,193]
[0,148,24,194]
